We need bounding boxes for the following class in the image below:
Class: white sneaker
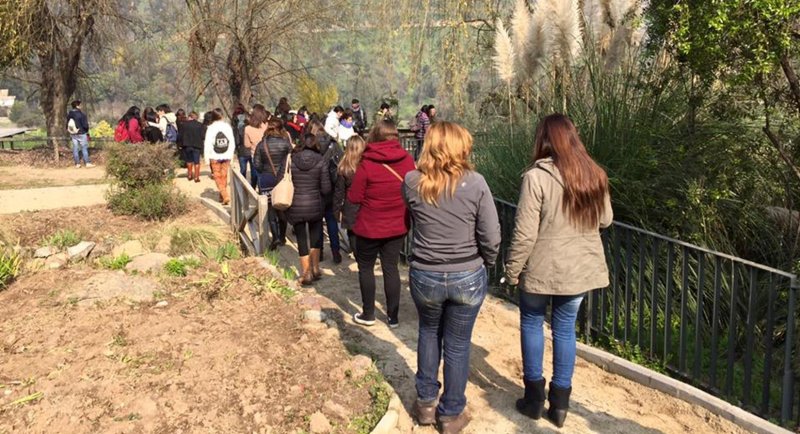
[85,163,95,168]
[353,312,375,326]
[75,164,81,168]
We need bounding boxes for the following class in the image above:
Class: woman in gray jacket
[505,114,613,428]
[403,122,500,434]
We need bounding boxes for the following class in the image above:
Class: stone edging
[575,342,792,434]
[370,382,403,434]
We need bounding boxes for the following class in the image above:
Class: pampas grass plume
[511,0,531,70]
[493,18,516,84]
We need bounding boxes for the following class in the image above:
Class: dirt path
[0,164,222,214]
[275,246,747,434]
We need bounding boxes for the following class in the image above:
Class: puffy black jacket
[253,136,291,178]
[286,148,331,224]
[333,173,359,230]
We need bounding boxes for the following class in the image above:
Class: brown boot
[194,163,201,183]
[298,256,313,286]
[438,411,470,434]
[186,163,194,181]
[309,248,322,281]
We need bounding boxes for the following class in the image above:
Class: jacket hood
[294,149,321,171]
[164,113,177,124]
[533,157,564,187]
[362,140,408,163]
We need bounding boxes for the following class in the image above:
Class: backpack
[213,131,230,153]
[165,122,178,143]
[67,118,79,134]
[114,120,129,142]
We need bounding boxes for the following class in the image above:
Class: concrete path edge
[575,342,792,434]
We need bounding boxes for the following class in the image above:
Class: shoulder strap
[284,153,292,179]
[382,163,404,182]
[261,139,277,174]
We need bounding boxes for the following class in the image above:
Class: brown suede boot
[309,248,322,281]
[298,256,313,286]
[194,163,201,183]
[438,411,470,434]
[186,163,194,181]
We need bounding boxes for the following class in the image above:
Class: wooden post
[257,195,270,255]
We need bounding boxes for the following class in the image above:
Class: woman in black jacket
[254,119,292,250]
[286,133,331,285]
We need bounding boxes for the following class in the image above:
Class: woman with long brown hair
[403,122,500,433]
[254,118,292,250]
[333,135,366,256]
[506,114,612,428]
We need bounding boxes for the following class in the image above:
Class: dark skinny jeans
[355,235,404,322]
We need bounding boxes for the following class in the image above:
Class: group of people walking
[112,96,611,432]
[261,109,609,432]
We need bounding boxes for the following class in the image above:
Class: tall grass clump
[0,248,21,290]
[169,227,222,256]
[105,143,187,220]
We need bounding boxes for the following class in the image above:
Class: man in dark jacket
[178,112,204,182]
[66,100,92,168]
[351,99,367,136]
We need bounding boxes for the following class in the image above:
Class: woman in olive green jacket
[506,114,612,429]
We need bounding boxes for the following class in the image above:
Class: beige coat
[505,158,613,295]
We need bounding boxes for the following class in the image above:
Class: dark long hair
[533,114,609,230]
[121,106,140,126]
[293,133,320,153]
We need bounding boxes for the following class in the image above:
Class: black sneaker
[353,312,375,326]
[388,318,399,329]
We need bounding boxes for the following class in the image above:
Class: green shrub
[99,253,131,270]
[43,230,81,249]
[201,241,241,262]
[107,183,187,221]
[0,249,21,290]
[105,143,179,189]
[9,101,44,128]
[163,257,201,277]
[169,228,221,256]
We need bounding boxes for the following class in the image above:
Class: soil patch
[0,259,377,433]
[0,203,212,248]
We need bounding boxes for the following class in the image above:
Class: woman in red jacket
[348,120,416,327]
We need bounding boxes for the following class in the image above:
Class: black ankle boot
[515,378,546,419]
[547,384,572,428]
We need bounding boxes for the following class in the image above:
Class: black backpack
[213,131,230,153]
[325,141,342,185]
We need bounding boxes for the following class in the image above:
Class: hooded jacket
[348,139,416,239]
[286,148,332,224]
[505,157,613,295]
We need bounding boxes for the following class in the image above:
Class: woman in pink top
[242,104,269,188]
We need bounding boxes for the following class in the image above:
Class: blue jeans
[319,203,340,252]
[519,292,585,389]
[71,134,89,164]
[238,156,258,188]
[410,266,488,417]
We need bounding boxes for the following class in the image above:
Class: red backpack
[114,120,129,142]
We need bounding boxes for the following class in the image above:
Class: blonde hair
[338,135,367,178]
[416,122,474,206]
